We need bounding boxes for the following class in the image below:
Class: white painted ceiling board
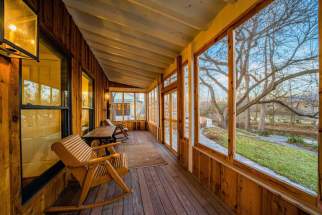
[64,0,228,88]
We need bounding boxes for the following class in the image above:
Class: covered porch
[1,0,322,215]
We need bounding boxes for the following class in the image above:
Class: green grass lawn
[203,127,318,192]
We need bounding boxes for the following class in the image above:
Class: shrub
[257,130,271,136]
[288,136,305,144]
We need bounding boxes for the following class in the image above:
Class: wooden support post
[176,55,184,160]
[158,76,163,142]
[228,30,236,162]
[318,0,322,205]
[193,55,199,148]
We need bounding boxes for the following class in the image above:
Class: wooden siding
[0,0,109,214]
[192,147,320,215]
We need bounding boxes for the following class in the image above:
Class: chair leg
[78,167,96,205]
[105,162,131,193]
[46,192,131,213]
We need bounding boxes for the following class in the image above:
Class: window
[81,72,94,133]
[234,0,318,193]
[136,93,146,120]
[110,92,146,121]
[198,36,229,155]
[164,72,177,87]
[183,64,190,138]
[163,90,178,152]
[21,39,70,202]
[111,92,123,121]
[148,86,159,124]
[196,0,319,194]
[124,93,135,120]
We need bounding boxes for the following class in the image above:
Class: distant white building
[200,116,214,128]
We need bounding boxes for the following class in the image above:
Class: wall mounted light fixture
[104,90,110,102]
[0,0,38,60]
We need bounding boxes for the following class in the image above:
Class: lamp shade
[104,91,110,101]
[0,0,38,60]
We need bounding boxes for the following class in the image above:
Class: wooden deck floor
[51,131,233,215]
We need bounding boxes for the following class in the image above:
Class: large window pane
[111,92,123,121]
[235,0,318,193]
[172,121,178,152]
[124,93,135,120]
[21,38,69,195]
[148,86,159,124]
[136,93,146,120]
[184,65,190,138]
[81,72,94,132]
[21,110,61,185]
[198,36,228,155]
[164,120,170,145]
[22,43,61,106]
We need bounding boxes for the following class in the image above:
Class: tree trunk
[244,108,250,130]
[221,111,228,129]
[258,104,266,131]
[244,75,250,130]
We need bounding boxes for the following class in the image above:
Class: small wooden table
[82,126,116,144]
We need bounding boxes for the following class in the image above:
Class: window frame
[183,61,190,139]
[110,91,146,122]
[149,86,160,125]
[193,0,321,206]
[81,70,95,133]
[19,33,71,204]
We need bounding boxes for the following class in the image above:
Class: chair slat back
[106,119,114,126]
[52,135,95,167]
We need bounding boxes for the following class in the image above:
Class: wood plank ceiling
[63,0,228,88]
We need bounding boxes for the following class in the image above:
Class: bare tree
[199,0,319,130]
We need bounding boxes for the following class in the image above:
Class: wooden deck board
[49,131,234,215]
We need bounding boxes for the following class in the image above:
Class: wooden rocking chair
[101,119,129,139]
[46,135,131,212]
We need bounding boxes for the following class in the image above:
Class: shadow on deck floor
[49,131,234,215]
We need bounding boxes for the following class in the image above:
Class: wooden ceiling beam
[127,0,203,30]
[107,69,155,82]
[100,61,159,77]
[98,56,164,74]
[108,75,150,88]
[69,8,180,52]
[102,64,159,79]
[95,51,166,70]
[90,44,169,68]
[78,23,177,58]
[64,0,190,47]
[88,41,172,65]
[81,29,175,60]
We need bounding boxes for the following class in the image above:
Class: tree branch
[258,99,318,119]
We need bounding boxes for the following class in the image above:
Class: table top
[83,126,116,139]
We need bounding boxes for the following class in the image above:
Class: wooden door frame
[163,89,178,155]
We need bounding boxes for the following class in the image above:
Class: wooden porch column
[158,75,164,142]
[176,55,184,160]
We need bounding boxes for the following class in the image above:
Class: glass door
[164,94,170,146]
[171,91,178,152]
[163,90,178,153]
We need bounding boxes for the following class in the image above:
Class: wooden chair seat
[47,135,131,213]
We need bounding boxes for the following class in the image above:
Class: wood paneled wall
[147,123,161,140]
[0,0,109,214]
[192,147,318,215]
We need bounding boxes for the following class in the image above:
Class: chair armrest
[91,142,122,151]
[86,153,120,166]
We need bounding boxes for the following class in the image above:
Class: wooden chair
[46,135,131,212]
[101,119,129,139]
